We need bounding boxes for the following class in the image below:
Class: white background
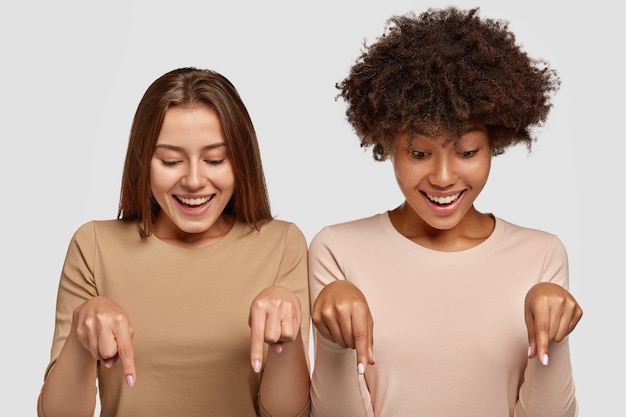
[1,1,622,415]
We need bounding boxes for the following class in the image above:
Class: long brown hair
[117,67,272,237]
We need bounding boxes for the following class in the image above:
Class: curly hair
[336,7,561,161]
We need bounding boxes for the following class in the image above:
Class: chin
[425,217,463,231]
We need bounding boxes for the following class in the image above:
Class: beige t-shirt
[309,213,577,417]
[39,218,310,417]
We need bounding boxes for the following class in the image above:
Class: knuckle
[282,328,297,341]
[536,321,550,333]
[353,330,368,340]
[99,344,118,358]
[117,345,133,359]
[311,312,323,326]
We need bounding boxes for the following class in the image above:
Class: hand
[72,296,136,386]
[524,282,583,366]
[249,286,302,373]
[312,280,374,374]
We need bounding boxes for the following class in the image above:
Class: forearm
[310,331,371,417]
[514,338,577,417]
[259,331,310,417]
[39,329,98,417]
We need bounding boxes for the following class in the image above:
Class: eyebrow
[154,142,227,151]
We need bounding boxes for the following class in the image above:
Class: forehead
[411,119,487,137]
[157,104,225,144]
[394,121,490,148]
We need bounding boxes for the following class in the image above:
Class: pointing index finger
[352,310,374,374]
[114,326,136,386]
[249,313,266,373]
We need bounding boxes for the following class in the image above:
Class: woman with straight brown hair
[38,67,310,417]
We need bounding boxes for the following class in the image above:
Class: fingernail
[272,343,283,354]
[542,354,549,366]
[357,362,365,374]
[104,359,115,368]
[126,375,135,387]
[528,346,532,358]
[252,360,262,373]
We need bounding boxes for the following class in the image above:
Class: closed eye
[459,150,478,158]
[206,159,225,166]
[160,159,181,167]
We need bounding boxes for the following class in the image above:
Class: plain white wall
[1,1,621,415]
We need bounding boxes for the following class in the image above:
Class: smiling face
[150,104,235,246]
[390,121,493,244]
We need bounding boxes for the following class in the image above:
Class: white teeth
[177,196,211,205]
[427,192,460,205]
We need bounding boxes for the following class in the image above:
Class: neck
[388,203,494,252]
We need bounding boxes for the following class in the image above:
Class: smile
[175,195,213,206]
[426,192,461,205]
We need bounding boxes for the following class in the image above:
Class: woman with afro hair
[308,6,581,416]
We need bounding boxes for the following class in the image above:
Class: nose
[428,155,458,188]
[181,161,207,190]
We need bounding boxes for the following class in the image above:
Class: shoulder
[495,217,566,253]
[261,218,304,234]
[495,217,570,286]
[310,213,386,250]
[234,219,308,266]
[497,217,561,241]
[242,218,307,247]
[313,213,384,239]
[71,219,140,244]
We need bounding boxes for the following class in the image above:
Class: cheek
[212,163,236,190]
[475,157,492,186]
[392,158,419,187]
[149,163,174,194]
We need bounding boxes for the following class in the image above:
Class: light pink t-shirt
[309,213,577,417]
